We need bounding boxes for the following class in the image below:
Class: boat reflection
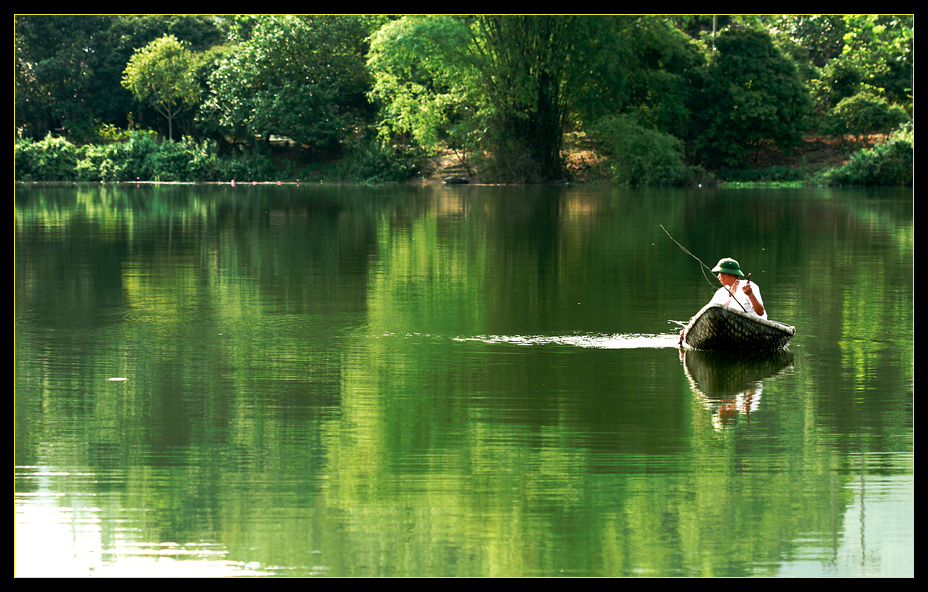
[681,349,795,430]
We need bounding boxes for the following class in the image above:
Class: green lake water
[14,183,913,577]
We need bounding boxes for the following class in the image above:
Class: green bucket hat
[711,257,745,278]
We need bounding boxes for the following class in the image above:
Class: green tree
[369,16,706,183]
[834,15,913,108]
[15,15,113,138]
[466,15,590,182]
[687,28,812,167]
[370,15,625,183]
[122,34,202,141]
[16,16,227,141]
[92,15,227,134]
[367,15,478,164]
[821,91,910,144]
[773,15,913,114]
[198,15,382,153]
[576,16,704,140]
[771,15,847,70]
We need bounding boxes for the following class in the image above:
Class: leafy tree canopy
[15,14,915,183]
[687,27,812,167]
[122,34,201,141]
[771,15,913,112]
[198,15,384,152]
[367,15,476,155]
[16,15,228,139]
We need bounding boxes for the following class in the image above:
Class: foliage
[821,92,910,144]
[198,15,383,153]
[14,15,916,187]
[367,15,476,157]
[687,28,812,168]
[74,142,128,181]
[212,145,281,182]
[15,132,181,182]
[809,60,864,114]
[573,16,704,141]
[14,134,80,181]
[122,35,202,141]
[467,15,593,182]
[587,114,693,186]
[15,15,228,140]
[836,15,913,107]
[818,123,913,187]
[15,15,114,138]
[57,116,146,146]
[774,15,913,113]
[715,165,803,184]
[91,16,228,134]
[370,15,630,183]
[322,138,421,184]
[771,15,847,69]
[13,132,413,184]
[182,138,225,182]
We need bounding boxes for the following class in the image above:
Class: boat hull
[683,304,795,351]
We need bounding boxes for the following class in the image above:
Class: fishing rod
[660,225,750,313]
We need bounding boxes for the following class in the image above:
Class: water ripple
[454,333,680,349]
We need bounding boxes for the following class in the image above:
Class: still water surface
[15,183,913,577]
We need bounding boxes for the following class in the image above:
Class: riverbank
[419,133,860,185]
[15,129,909,187]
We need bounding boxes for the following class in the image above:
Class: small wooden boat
[682,303,795,351]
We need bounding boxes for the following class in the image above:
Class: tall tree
[122,34,201,141]
[370,15,615,182]
[465,15,586,182]
[367,15,475,156]
[833,15,913,108]
[576,16,703,140]
[15,15,112,138]
[92,15,227,131]
[16,15,227,140]
[198,15,382,153]
[687,28,812,167]
[771,15,913,113]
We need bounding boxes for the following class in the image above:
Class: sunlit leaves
[367,15,475,155]
[121,34,201,140]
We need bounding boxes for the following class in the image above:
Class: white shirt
[709,280,767,320]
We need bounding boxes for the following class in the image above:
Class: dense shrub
[821,91,911,143]
[145,140,192,182]
[185,138,224,182]
[217,145,287,182]
[14,135,80,181]
[321,139,421,183]
[818,123,913,186]
[75,143,125,181]
[15,132,178,182]
[13,133,321,183]
[115,132,162,180]
[588,114,694,186]
[715,165,803,183]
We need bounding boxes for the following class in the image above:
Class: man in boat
[678,257,766,345]
[707,257,766,319]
